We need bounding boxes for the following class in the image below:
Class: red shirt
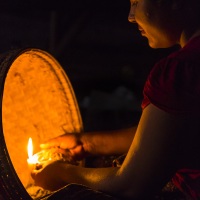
[142,36,200,199]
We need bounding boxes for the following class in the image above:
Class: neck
[180,28,200,48]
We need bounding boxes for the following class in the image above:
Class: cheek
[135,4,153,26]
[147,30,178,48]
[135,11,150,26]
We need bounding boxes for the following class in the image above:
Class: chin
[148,40,175,49]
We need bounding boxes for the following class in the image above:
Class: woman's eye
[131,1,138,7]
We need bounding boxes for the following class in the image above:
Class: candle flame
[27,137,33,159]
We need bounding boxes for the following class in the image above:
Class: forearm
[59,162,146,199]
[81,126,137,156]
[60,164,122,196]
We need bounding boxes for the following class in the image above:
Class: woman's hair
[150,0,200,23]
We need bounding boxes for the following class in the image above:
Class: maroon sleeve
[141,57,200,115]
[141,39,200,199]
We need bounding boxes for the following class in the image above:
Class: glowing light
[27,137,38,164]
[27,137,33,159]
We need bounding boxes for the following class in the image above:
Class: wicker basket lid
[0,48,83,199]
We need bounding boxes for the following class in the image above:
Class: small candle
[27,137,39,170]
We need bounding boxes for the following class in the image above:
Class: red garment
[142,36,200,199]
[172,169,200,200]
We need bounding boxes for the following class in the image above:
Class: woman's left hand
[31,161,69,191]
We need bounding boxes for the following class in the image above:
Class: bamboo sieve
[0,48,83,199]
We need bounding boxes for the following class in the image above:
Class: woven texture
[2,49,83,189]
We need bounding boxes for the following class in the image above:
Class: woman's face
[128,0,182,48]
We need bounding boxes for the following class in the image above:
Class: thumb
[40,140,60,149]
[31,169,39,179]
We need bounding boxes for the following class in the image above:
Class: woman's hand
[31,161,69,191]
[40,133,86,160]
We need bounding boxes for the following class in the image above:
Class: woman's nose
[128,12,135,23]
[128,3,136,23]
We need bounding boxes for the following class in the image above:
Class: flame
[27,137,39,164]
[27,137,33,159]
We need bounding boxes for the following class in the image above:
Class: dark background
[0,0,178,131]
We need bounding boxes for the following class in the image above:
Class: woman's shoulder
[151,35,200,77]
[143,37,200,115]
[167,35,200,64]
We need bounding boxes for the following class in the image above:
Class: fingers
[39,134,83,160]
[40,134,76,150]
[40,141,59,149]
[31,168,41,178]
[69,145,83,157]
[40,143,54,149]
[40,138,61,149]
[31,166,43,180]
[31,160,58,179]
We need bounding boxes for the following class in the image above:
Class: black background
[0,0,178,130]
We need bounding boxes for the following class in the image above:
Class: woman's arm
[34,104,185,199]
[40,126,137,158]
[81,126,137,156]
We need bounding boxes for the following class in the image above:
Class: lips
[138,26,146,36]
[140,29,145,35]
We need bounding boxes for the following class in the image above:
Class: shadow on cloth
[41,183,119,200]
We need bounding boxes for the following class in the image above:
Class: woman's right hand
[40,133,86,160]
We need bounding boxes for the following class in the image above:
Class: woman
[32,0,200,199]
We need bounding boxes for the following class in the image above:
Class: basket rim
[0,47,83,199]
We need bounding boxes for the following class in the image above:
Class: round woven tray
[0,48,83,199]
